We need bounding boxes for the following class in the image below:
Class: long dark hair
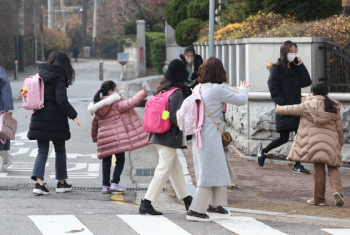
[279,40,298,75]
[94,80,117,103]
[155,78,186,95]
[311,82,338,113]
[47,51,75,86]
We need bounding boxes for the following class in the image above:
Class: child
[88,80,148,193]
[139,59,193,215]
[275,82,344,207]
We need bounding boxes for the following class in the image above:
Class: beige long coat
[275,95,344,167]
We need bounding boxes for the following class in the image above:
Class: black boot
[183,195,193,211]
[139,199,163,215]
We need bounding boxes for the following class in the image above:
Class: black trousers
[102,152,125,186]
[263,131,301,166]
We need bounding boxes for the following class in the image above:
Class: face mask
[287,53,297,62]
[186,58,193,63]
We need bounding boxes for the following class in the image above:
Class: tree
[175,18,202,47]
[343,0,350,16]
[187,0,210,22]
[165,0,191,29]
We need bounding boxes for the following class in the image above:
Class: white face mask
[186,58,193,63]
[287,53,297,62]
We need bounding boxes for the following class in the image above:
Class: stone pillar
[228,42,236,86]
[136,20,146,78]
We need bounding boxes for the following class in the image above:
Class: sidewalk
[182,140,350,220]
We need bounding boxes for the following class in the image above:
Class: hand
[236,81,250,89]
[73,117,84,126]
[7,111,13,116]
[142,84,147,93]
[296,57,303,65]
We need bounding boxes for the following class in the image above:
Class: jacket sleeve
[296,63,312,88]
[169,89,184,126]
[219,86,248,106]
[55,79,78,119]
[91,114,98,143]
[335,112,344,147]
[267,68,287,105]
[0,69,14,111]
[117,90,147,113]
[275,103,305,116]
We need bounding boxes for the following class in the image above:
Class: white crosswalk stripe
[117,215,191,235]
[27,214,350,235]
[28,215,93,235]
[322,229,350,235]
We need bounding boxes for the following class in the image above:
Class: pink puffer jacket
[88,90,148,159]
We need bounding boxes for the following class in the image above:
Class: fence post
[14,60,18,80]
[99,61,103,81]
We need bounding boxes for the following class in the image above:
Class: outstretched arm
[275,103,305,116]
[117,88,147,113]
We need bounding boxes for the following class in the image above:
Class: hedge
[175,18,203,47]
[145,32,165,67]
[151,38,166,74]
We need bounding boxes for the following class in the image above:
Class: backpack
[20,73,44,118]
[143,88,179,133]
[176,84,204,147]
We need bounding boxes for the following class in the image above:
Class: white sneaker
[1,161,12,171]
[334,192,344,207]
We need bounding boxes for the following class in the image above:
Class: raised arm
[335,112,344,147]
[275,103,305,117]
[219,86,248,106]
[117,89,147,113]
[296,63,312,88]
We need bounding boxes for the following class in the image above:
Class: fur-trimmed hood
[87,93,121,117]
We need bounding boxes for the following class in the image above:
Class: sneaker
[56,181,72,193]
[186,210,211,222]
[110,183,126,192]
[334,192,344,207]
[1,161,12,171]
[257,147,267,167]
[307,199,325,206]
[293,164,310,174]
[33,183,49,195]
[102,186,110,194]
[207,205,231,216]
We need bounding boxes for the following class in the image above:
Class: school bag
[176,84,204,148]
[20,73,44,118]
[143,88,179,133]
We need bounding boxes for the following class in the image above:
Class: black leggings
[102,152,125,186]
[262,131,301,166]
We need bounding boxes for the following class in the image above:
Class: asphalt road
[1,59,349,235]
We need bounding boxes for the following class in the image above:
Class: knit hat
[164,59,189,82]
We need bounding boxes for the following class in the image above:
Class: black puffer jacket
[27,63,77,141]
[268,60,312,133]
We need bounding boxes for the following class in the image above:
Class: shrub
[40,28,71,59]
[187,0,210,22]
[151,38,166,74]
[175,18,203,47]
[165,0,191,29]
[219,0,248,25]
[146,32,165,67]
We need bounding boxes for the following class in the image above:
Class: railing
[319,41,350,92]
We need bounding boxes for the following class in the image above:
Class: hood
[87,93,121,117]
[38,63,67,84]
[304,96,342,125]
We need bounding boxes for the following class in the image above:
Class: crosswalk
[27,214,350,235]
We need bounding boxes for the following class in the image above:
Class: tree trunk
[343,0,350,16]
[80,0,87,47]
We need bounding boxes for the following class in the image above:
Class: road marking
[117,215,191,235]
[212,216,288,235]
[88,163,100,172]
[28,215,93,235]
[322,229,350,235]
[11,148,30,156]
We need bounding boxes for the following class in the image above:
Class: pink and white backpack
[143,88,179,133]
[20,73,44,118]
[176,84,204,147]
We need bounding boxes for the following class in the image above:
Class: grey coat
[193,83,248,187]
[149,89,185,149]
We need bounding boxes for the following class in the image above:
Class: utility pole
[80,0,87,47]
[18,0,25,71]
[48,0,54,29]
[208,0,215,57]
[40,4,45,61]
[92,0,97,58]
[60,0,66,34]
[33,0,37,62]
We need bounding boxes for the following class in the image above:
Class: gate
[319,41,350,92]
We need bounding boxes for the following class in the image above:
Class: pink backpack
[176,84,204,147]
[143,88,179,133]
[20,73,44,118]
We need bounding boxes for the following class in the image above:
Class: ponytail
[324,95,338,114]
[93,80,117,104]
